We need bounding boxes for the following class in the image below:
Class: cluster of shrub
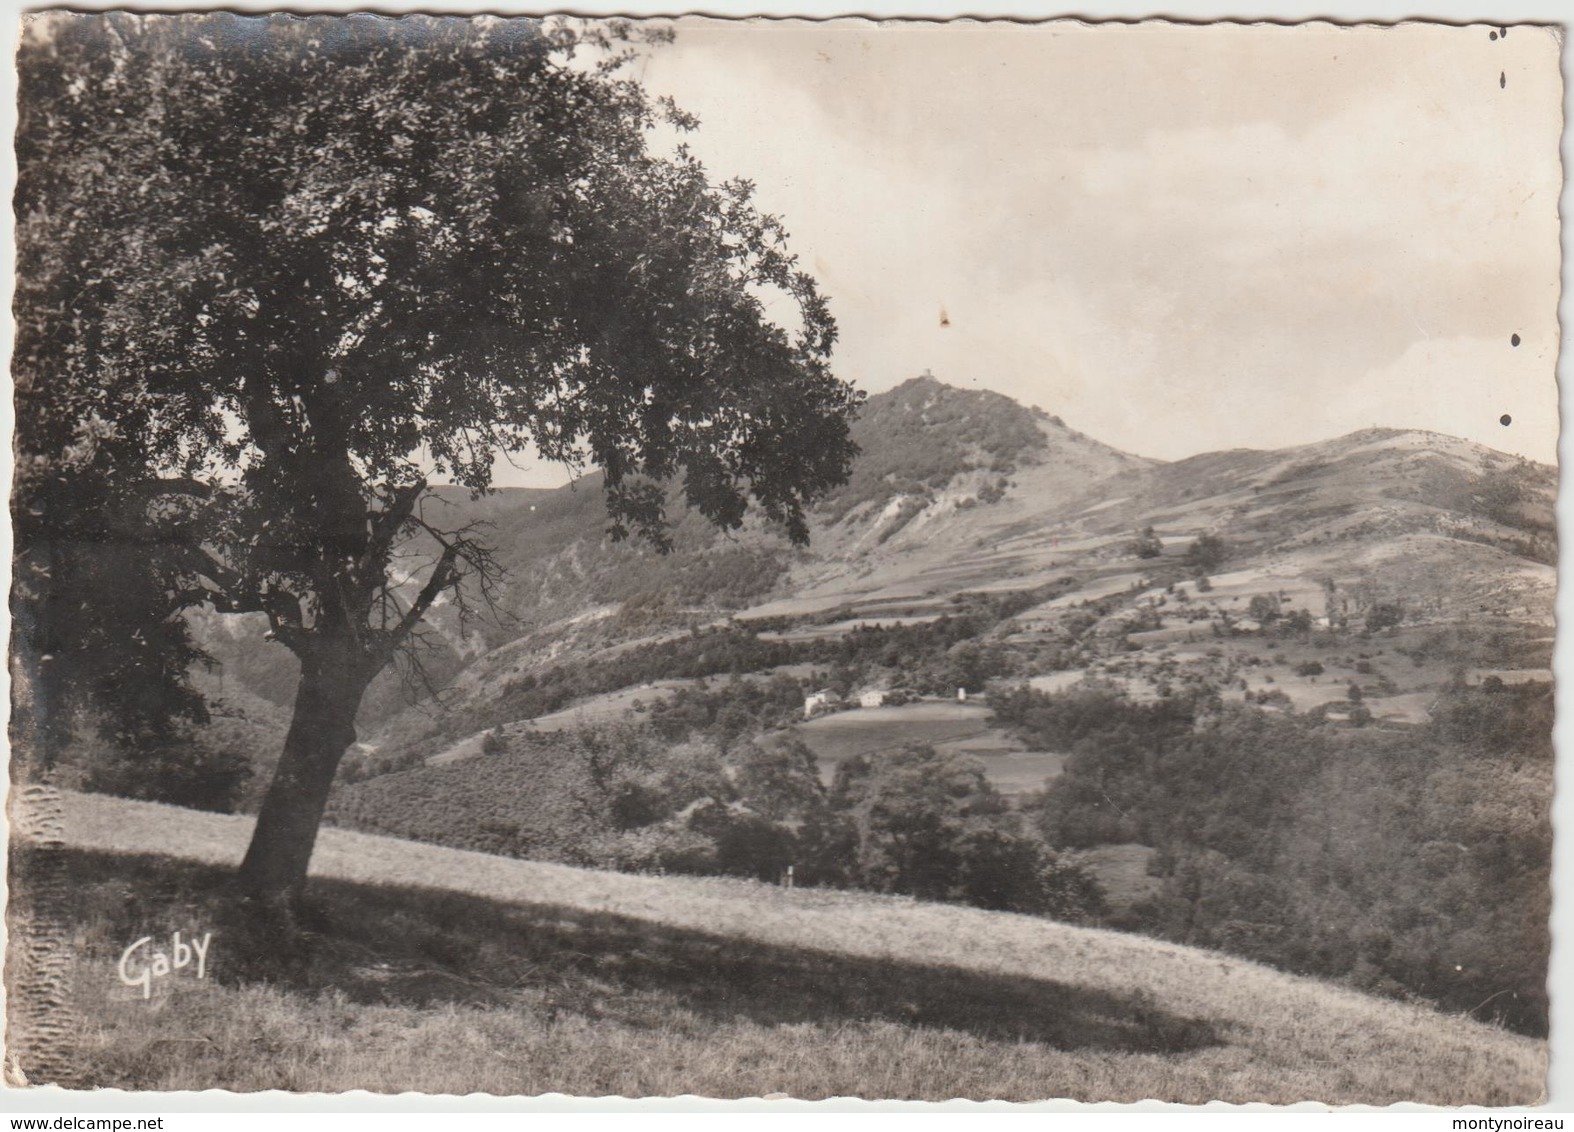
[328,722,1106,923]
[642,675,809,745]
[1127,529,1230,574]
[1396,623,1553,671]
[376,591,1067,776]
[51,713,255,814]
[784,586,1080,698]
[333,627,1115,923]
[45,669,302,816]
[1403,458,1556,565]
[822,745,1105,918]
[1233,591,1405,638]
[365,627,805,774]
[993,679,1552,1036]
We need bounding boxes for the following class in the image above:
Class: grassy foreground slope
[11,791,1545,1103]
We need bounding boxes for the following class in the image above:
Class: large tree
[14,12,861,905]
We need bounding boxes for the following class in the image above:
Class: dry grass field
[1068,844,1163,913]
[794,703,994,756]
[944,750,1068,795]
[9,790,1546,1103]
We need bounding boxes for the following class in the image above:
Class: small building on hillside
[803,690,839,719]
[858,689,887,709]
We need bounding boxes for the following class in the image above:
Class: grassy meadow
[788,703,1063,793]
[8,790,1547,1103]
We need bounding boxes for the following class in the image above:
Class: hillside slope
[9,789,1546,1103]
[359,407,1552,769]
[184,376,1552,754]
[463,374,1148,628]
[332,374,1150,746]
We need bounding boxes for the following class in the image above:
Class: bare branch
[387,540,460,651]
[372,513,506,666]
[389,623,457,714]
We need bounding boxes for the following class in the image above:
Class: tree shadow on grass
[37,848,1222,1056]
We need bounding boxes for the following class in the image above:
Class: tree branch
[131,477,216,500]
[168,543,310,654]
[386,541,460,654]
[358,478,427,589]
[374,514,505,665]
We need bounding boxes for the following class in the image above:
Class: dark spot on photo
[1512,333,1521,347]
[1500,414,1513,427]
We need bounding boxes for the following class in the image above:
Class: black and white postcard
[6,13,1560,1105]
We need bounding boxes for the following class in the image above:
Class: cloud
[590,20,1562,470]
[1331,335,1559,463]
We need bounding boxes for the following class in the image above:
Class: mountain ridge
[187,373,1554,756]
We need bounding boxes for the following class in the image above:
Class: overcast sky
[497,19,1561,484]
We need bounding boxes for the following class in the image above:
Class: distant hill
[182,374,1555,773]
[1048,427,1555,558]
[816,373,1136,523]
[184,373,1138,732]
[461,373,1146,633]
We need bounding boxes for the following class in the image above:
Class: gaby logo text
[117,931,212,999]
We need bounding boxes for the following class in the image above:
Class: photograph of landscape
[6,12,1561,1106]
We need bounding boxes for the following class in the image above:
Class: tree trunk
[237,636,372,905]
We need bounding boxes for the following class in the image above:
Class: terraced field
[788,701,1066,793]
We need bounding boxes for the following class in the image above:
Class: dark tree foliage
[11,468,211,767]
[956,828,1106,919]
[1002,682,1552,1036]
[333,696,1108,920]
[1247,595,1280,624]
[1129,526,1163,560]
[75,726,254,815]
[1183,533,1227,574]
[830,745,999,900]
[14,12,861,904]
[1428,679,1553,758]
[1365,602,1406,633]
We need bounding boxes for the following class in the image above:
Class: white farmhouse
[803,690,836,719]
